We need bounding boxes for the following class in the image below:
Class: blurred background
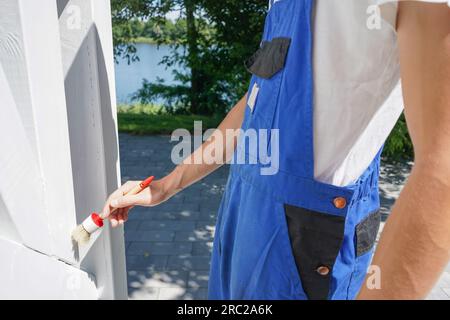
[111,0,413,159]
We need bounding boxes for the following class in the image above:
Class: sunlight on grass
[117,104,221,135]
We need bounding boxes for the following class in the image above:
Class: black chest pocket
[242,37,291,129]
[245,37,291,79]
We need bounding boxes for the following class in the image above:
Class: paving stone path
[120,134,449,300]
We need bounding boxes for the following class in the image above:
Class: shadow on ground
[378,159,413,220]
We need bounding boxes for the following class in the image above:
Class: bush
[383,113,414,161]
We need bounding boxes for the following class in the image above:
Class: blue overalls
[208,0,382,300]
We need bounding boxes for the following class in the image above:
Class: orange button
[333,197,347,209]
[316,266,330,276]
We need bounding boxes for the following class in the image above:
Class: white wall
[0,0,126,299]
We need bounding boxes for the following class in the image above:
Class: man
[103,0,450,300]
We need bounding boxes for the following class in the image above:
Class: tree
[112,0,267,115]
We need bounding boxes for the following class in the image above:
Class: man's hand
[101,178,169,227]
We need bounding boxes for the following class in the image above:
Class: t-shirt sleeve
[376,0,449,32]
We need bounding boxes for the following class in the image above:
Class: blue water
[114,43,180,104]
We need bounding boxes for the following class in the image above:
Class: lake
[114,43,181,104]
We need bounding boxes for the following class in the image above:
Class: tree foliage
[112,0,267,115]
[383,114,414,160]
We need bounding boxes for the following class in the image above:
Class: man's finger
[117,209,124,225]
[101,203,111,219]
[110,194,142,209]
[110,216,119,228]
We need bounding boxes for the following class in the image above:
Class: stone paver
[120,134,449,300]
[127,242,192,256]
[126,254,168,271]
[167,255,212,271]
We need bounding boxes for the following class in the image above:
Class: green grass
[132,37,158,45]
[131,37,179,45]
[117,104,222,135]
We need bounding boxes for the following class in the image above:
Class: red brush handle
[139,176,155,190]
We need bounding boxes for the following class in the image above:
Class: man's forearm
[358,164,450,299]
[163,94,247,197]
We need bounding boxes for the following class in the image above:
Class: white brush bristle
[71,224,91,245]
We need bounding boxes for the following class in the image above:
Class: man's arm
[102,94,247,224]
[163,94,248,197]
[358,2,450,299]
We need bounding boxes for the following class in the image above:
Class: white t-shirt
[281,0,449,186]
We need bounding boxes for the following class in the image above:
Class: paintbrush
[71,176,154,246]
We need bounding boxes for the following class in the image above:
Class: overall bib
[208,0,382,300]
